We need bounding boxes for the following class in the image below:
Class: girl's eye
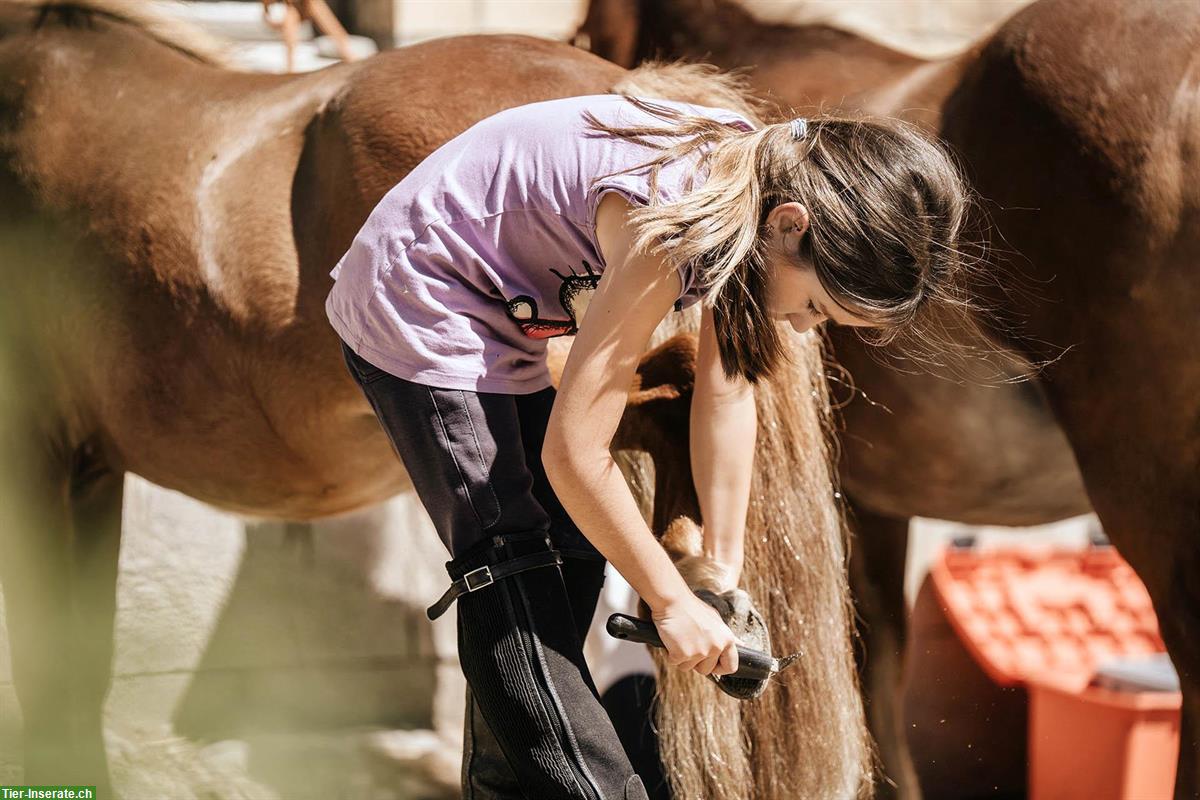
[807,300,819,315]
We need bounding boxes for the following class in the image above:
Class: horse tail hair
[636,308,874,799]
[593,61,874,798]
[608,60,776,127]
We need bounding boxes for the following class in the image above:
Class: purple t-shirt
[325,94,755,393]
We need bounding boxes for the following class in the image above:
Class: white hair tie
[789,117,809,141]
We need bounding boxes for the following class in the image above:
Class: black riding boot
[430,531,648,800]
[460,547,611,799]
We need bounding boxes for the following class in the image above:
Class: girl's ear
[766,202,810,242]
[788,204,811,240]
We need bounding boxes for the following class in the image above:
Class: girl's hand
[650,592,741,677]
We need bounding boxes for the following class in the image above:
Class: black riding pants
[338,339,650,800]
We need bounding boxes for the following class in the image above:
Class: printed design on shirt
[505,260,602,339]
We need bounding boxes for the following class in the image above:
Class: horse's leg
[303,0,358,62]
[847,504,919,800]
[0,431,122,795]
[1028,316,1198,795]
[1162,537,1200,799]
[1060,442,1199,797]
[1055,441,1197,795]
[282,3,302,73]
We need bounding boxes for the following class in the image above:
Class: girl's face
[763,202,875,335]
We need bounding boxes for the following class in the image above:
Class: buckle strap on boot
[426,548,563,621]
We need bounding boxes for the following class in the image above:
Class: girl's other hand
[650,592,741,677]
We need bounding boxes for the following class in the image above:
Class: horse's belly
[94,340,413,520]
[832,340,1091,525]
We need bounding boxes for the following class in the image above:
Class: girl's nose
[789,314,816,335]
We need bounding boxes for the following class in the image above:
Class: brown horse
[0,2,870,798]
[576,0,1200,797]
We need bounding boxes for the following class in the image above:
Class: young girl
[326,91,970,800]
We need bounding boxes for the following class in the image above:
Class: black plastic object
[606,612,777,680]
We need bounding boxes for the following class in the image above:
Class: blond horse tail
[611,63,874,799]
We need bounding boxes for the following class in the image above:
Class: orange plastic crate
[1029,679,1179,800]
[929,544,1181,799]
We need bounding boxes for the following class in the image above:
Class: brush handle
[605,612,776,680]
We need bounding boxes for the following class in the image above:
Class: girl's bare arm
[543,191,693,610]
[691,304,755,588]
[546,191,742,676]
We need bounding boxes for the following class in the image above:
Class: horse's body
[0,4,869,798]
[577,0,1200,796]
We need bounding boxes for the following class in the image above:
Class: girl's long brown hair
[585,86,980,384]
